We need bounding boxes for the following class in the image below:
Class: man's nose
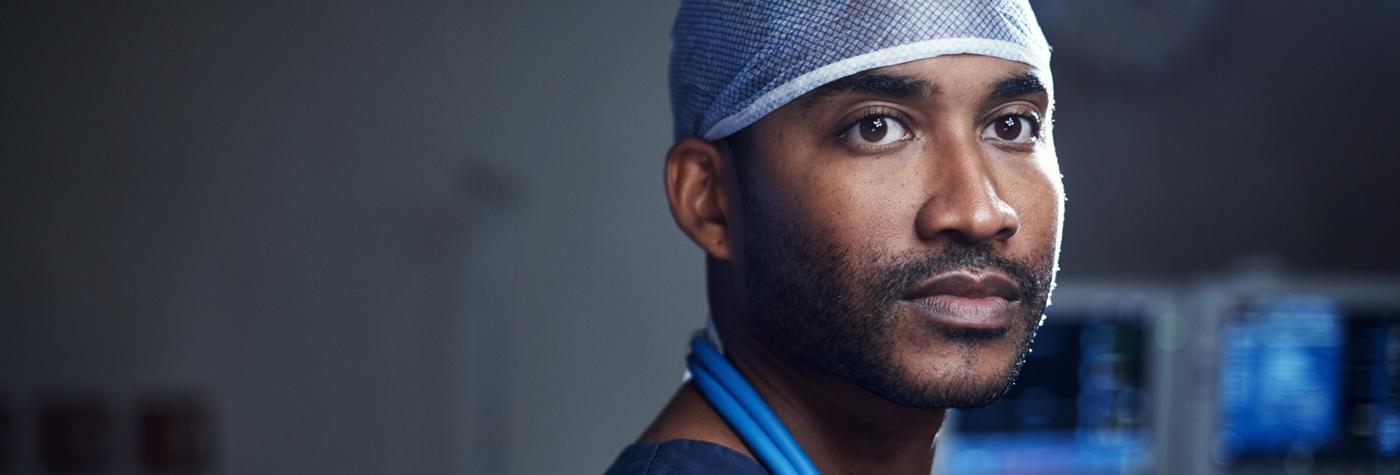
[913,139,1020,244]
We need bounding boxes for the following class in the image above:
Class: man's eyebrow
[988,72,1048,102]
[797,70,936,111]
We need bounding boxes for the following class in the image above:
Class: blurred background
[2,0,1398,474]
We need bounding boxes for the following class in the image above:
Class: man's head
[664,1,1062,410]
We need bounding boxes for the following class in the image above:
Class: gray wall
[3,1,690,473]
[2,1,1398,474]
[1046,0,1400,276]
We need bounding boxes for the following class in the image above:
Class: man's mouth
[901,270,1022,331]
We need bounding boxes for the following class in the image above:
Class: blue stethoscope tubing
[687,334,821,475]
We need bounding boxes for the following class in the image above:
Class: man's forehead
[795,57,1050,111]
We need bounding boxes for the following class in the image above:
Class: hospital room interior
[3,0,1400,473]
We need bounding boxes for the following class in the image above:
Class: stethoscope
[687,334,822,475]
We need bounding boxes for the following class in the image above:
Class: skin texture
[649,54,1064,475]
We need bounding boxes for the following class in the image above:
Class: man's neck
[721,324,946,475]
[639,323,946,475]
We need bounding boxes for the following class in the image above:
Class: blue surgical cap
[669,0,1052,141]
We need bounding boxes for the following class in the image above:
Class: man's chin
[862,332,1033,409]
[872,364,1022,410]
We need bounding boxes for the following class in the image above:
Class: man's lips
[901,271,1022,331]
[903,271,1021,302]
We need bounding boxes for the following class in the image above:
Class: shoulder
[603,439,768,475]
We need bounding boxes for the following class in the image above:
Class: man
[608,1,1062,473]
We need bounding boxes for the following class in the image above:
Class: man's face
[731,54,1063,409]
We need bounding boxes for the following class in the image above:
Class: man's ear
[664,137,734,260]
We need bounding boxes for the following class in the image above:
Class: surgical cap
[669,0,1052,141]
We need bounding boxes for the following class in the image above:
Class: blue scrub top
[604,439,767,474]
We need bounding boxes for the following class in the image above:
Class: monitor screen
[1215,295,1400,470]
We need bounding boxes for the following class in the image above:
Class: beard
[739,202,1056,410]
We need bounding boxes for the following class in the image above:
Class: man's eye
[843,115,910,146]
[982,114,1040,144]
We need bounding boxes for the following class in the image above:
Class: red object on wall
[137,395,213,472]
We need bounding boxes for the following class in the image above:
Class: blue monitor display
[1216,297,1342,457]
[1215,295,1400,470]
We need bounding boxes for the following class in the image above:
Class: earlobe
[664,137,734,260]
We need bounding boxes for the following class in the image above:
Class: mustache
[870,243,1047,305]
